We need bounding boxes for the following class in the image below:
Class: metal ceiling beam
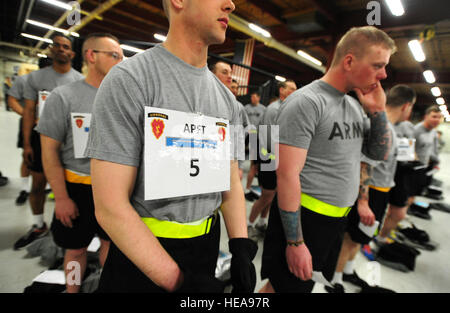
[228,13,326,73]
[67,0,123,34]
[246,0,284,23]
[31,0,85,54]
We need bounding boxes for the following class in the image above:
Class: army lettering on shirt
[328,121,364,140]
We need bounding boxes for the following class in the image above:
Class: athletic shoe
[359,285,396,293]
[408,204,431,220]
[247,225,260,242]
[324,283,345,293]
[343,271,369,288]
[245,191,259,202]
[15,190,29,206]
[13,223,49,250]
[255,223,267,234]
[361,244,375,261]
[0,172,8,187]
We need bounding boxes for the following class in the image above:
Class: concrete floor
[1,105,450,293]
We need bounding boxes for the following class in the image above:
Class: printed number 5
[190,159,199,177]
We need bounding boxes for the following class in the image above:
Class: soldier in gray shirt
[210,61,249,179]
[14,34,83,251]
[260,26,394,293]
[85,0,257,293]
[8,74,31,205]
[36,33,122,293]
[410,106,442,197]
[248,80,297,242]
[331,84,416,292]
[244,90,266,201]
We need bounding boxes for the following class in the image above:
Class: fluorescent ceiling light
[423,70,436,84]
[41,0,73,10]
[431,87,441,97]
[21,33,53,44]
[37,53,48,58]
[154,33,167,42]
[385,0,405,16]
[120,44,145,54]
[26,19,79,37]
[439,104,447,110]
[297,50,322,66]
[249,23,271,38]
[408,40,425,62]
[436,97,445,105]
[275,76,286,82]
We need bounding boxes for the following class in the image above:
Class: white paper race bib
[37,91,50,118]
[71,113,91,159]
[144,107,230,200]
[396,138,416,161]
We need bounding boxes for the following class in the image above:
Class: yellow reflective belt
[369,185,391,193]
[261,147,276,160]
[301,193,351,218]
[141,211,217,239]
[65,169,91,185]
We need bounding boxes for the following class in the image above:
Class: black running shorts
[17,118,24,148]
[261,194,347,292]
[389,162,415,207]
[51,181,109,249]
[97,213,221,292]
[28,129,44,173]
[258,162,276,190]
[347,187,389,245]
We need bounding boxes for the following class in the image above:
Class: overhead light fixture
[248,23,271,38]
[423,70,436,84]
[408,39,426,62]
[37,53,48,58]
[431,87,441,97]
[436,97,445,105]
[275,76,286,82]
[385,0,405,16]
[21,33,53,44]
[26,19,79,37]
[297,50,322,66]
[154,33,167,42]
[120,44,145,54]
[41,0,73,10]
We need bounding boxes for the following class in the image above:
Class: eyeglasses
[92,50,123,61]
[50,42,71,50]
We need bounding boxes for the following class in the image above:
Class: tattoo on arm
[358,162,372,201]
[279,208,303,244]
[366,111,392,161]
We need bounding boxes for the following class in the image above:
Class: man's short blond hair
[331,26,397,67]
[162,0,170,21]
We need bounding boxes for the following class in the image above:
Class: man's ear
[343,53,355,72]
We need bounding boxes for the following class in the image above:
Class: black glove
[228,238,258,293]
[176,268,225,293]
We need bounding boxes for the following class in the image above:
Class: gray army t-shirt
[7,75,28,107]
[364,122,398,188]
[259,98,282,153]
[414,122,437,165]
[85,44,242,223]
[277,80,368,208]
[36,80,97,175]
[244,103,266,127]
[23,66,84,101]
[394,120,415,139]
